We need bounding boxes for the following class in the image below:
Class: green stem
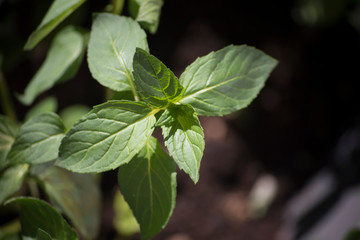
[129,75,140,101]
[28,179,40,199]
[0,70,17,122]
[111,0,125,15]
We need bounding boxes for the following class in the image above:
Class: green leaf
[19,26,87,105]
[0,164,29,204]
[59,105,91,129]
[5,197,78,240]
[0,115,18,169]
[38,167,101,239]
[7,113,66,165]
[113,190,140,237]
[24,0,86,50]
[25,97,58,121]
[133,48,184,109]
[344,228,360,240]
[36,229,53,240]
[128,0,164,34]
[118,137,176,240]
[87,13,148,96]
[56,101,156,173]
[161,104,204,183]
[179,45,278,116]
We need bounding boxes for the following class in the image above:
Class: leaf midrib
[180,74,246,102]
[146,140,154,222]
[99,18,138,100]
[64,109,155,161]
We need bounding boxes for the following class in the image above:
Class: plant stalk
[111,0,125,15]
[28,179,40,199]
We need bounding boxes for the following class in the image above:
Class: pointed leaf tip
[161,104,204,183]
[179,45,278,116]
[133,48,184,109]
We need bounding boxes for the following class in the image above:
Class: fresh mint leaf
[24,0,86,50]
[129,0,164,34]
[118,137,176,240]
[0,164,29,204]
[87,14,148,96]
[179,45,278,116]
[38,167,101,239]
[56,101,156,172]
[0,115,18,169]
[133,48,184,108]
[5,197,78,240]
[19,26,87,105]
[161,104,204,183]
[8,113,66,165]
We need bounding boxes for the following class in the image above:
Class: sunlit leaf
[128,0,164,33]
[118,137,176,240]
[161,104,204,183]
[57,101,156,172]
[87,13,148,94]
[8,113,66,165]
[24,0,86,50]
[179,45,278,116]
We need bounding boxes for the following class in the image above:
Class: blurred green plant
[344,228,360,240]
[0,0,277,239]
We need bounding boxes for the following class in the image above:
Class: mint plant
[0,0,277,239]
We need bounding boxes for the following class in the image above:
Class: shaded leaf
[0,115,18,169]
[179,45,278,116]
[129,0,164,34]
[113,190,140,237]
[110,90,137,101]
[133,48,184,108]
[118,137,176,240]
[87,13,148,95]
[57,101,156,172]
[38,167,101,239]
[24,0,86,50]
[0,164,29,204]
[5,197,78,240]
[8,113,66,165]
[25,97,58,121]
[59,105,90,129]
[19,26,87,105]
[36,229,53,240]
[161,104,204,183]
